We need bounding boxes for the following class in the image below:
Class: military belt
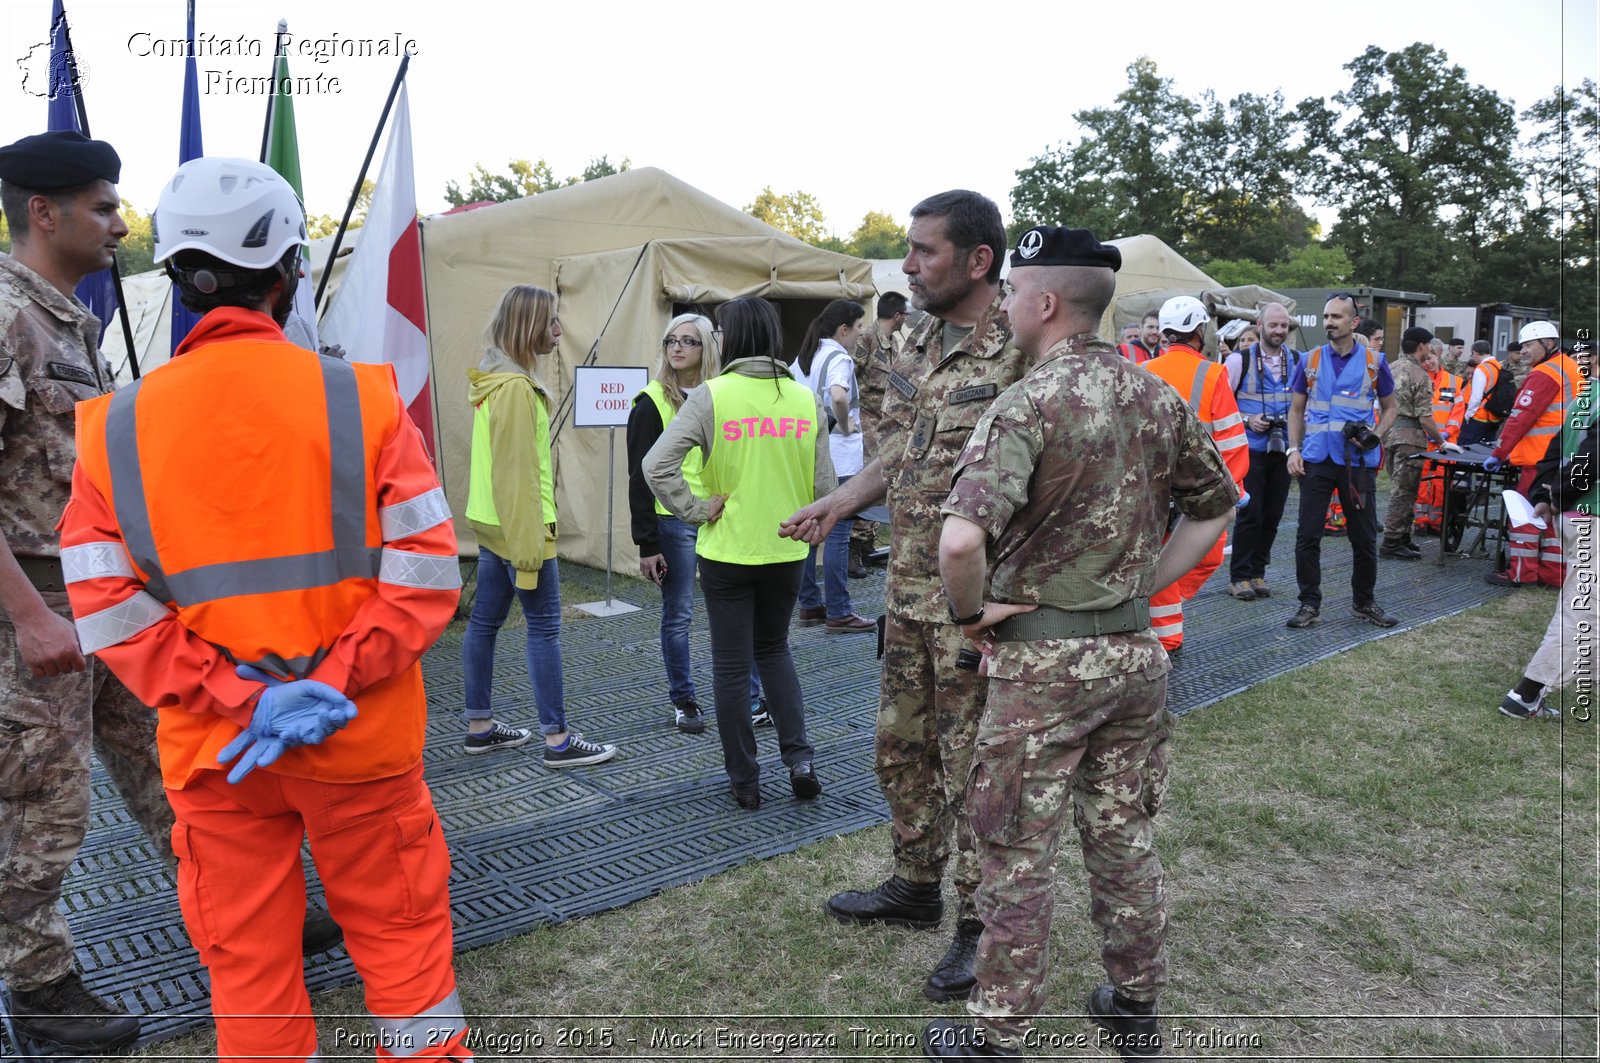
[18,556,65,593]
[990,598,1150,642]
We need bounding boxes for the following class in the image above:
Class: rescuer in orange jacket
[59,158,471,1063]
[1143,297,1250,652]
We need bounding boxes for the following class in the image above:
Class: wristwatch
[1285,446,1301,456]
[948,603,986,626]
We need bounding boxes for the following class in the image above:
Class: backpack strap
[815,347,859,432]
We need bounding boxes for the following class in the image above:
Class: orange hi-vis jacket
[1430,368,1465,441]
[1507,352,1584,468]
[61,308,461,789]
[1469,358,1503,423]
[1144,344,1250,489]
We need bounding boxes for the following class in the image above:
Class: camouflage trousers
[0,593,173,991]
[965,663,1170,1047]
[875,613,986,918]
[1382,444,1425,542]
[850,519,878,554]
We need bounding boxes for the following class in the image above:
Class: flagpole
[258,20,289,163]
[315,53,410,312]
[56,6,139,379]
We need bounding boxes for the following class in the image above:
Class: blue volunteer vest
[1302,344,1381,468]
[1236,344,1300,453]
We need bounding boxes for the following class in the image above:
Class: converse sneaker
[674,699,706,735]
[544,734,617,767]
[463,720,532,755]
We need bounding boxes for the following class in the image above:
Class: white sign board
[572,366,649,428]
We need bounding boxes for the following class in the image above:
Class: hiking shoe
[797,605,827,626]
[731,784,761,810]
[1226,580,1257,601]
[9,971,139,1054]
[1351,602,1399,628]
[1499,689,1558,719]
[1249,578,1272,598]
[751,697,772,727]
[1379,542,1422,560]
[1087,984,1163,1060]
[544,734,617,767]
[1286,605,1321,628]
[463,720,532,755]
[674,699,706,735]
[825,612,875,632]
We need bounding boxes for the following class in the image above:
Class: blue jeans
[798,474,854,619]
[462,550,566,735]
[657,515,760,707]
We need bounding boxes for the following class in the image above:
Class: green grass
[140,589,1599,1061]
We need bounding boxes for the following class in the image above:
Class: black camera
[1341,420,1382,451]
[1263,417,1288,454]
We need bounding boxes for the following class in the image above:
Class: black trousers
[1458,419,1498,447]
[1230,449,1292,582]
[1294,459,1379,610]
[698,556,813,789]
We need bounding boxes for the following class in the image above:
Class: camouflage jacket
[942,335,1238,682]
[1384,356,1433,448]
[880,292,1027,622]
[0,254,111,558]
[854,323,899,461]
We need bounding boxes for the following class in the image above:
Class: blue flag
[45,0,118,338]
[170,0,205,355]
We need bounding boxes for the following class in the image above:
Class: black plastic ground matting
[41,484,1511,1052]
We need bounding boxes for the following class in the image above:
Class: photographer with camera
[1225,302,1300,600]
[1380,327,1459,560]
[1285,293,1402,629]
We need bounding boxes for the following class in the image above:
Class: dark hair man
[923,225,1235,1062]
[60,156,470,1061]
[1379,326,1460,560]
[1284,293,1401,629]
[780,190,1026,1004]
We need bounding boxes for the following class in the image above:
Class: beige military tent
[420,167,876,571]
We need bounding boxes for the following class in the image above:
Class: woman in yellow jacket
[645,297,835,809]
[463,285,617,766]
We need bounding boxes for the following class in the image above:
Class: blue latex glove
[218,665,359,783]
[1483,455,1503,472]
[1235,490,1252,510]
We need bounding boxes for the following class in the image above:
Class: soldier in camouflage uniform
[0,132,171,1054]
[1380,326,1454,560]
[920,227,1237,1062]
[849,293,909,571]
[783,191,1027,1002]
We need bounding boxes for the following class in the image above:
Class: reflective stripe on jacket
[1145,345,1249,488]
[1509,354,1583,468]
[1302,344,1381,468]
[64,307,459,787]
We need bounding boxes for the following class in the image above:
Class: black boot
[1087,984,1162,1060]
[9,971,140,1053]
[921,1019,1022,1060]
[302,903,344,955]
[924,918,983,1001]
[827,875,942,929]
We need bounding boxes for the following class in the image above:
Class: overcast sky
[2,0,1595,234]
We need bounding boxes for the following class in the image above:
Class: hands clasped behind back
[217,664,359,783]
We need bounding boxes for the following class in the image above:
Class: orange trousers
[167,763,471,1063]
[1149,532,1227,650]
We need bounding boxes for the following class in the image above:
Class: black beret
[0,131,120,191]
[1009,226,1121,271]
[1402,326,1434,346]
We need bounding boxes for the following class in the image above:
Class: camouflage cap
[1009,226,1121,271]
[0,130,120,190]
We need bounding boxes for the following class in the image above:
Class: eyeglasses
[663,337,703,349]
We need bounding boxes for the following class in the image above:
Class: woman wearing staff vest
[645,297,836,810]
[790,298,876,632]
[464,285,619,766]
[1284,292,1402,630]
[626,313,766,735]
